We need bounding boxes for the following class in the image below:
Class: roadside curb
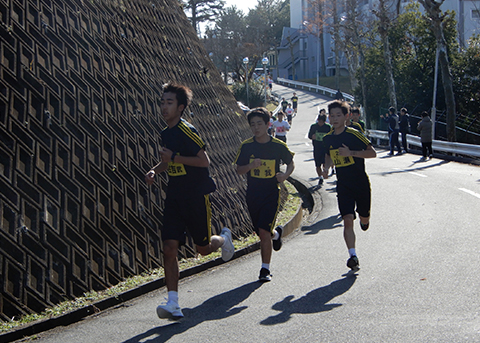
[1,178,310,342]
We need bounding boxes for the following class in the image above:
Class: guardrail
[367,130,480,159]
[276,78,355,102]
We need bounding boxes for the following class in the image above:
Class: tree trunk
[287,36,296,80]
[377,0,397,110]
[383,36,397,110]
[333,1,340,90]
[419,0,456,141]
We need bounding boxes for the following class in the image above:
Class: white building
[271,0,479,81]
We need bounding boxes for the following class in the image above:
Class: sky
[200,0,259,35]
[223,0,259,14]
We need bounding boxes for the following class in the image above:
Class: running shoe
[156,302,184,320]
[273,226,283,251]
[360,222,369,231]
[347,255,359,270]
[258,268,271,282]
[220,227,235,262]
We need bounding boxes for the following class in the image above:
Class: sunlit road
[33,85,480,343]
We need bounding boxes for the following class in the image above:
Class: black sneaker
[272,226,283,251]
[318,178,324,185]
[258,268,271,282]
[347,256,359,270]
[360,222,369,231]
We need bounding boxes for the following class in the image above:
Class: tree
[304,0,327,79]
[182,0,225,33]
[372,0,398,110]
[417,0,457,141]
[203,6,247,80]
[340,0,373,127]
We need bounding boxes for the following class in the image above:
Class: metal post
[262,57,269,107]
[431,47,439,140]
[316,25,320,86]
[243,57,249,107]
[223,56,229,85]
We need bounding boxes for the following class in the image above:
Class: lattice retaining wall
[0,0,255,321]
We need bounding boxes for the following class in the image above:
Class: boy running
[308,112,332,185]
[322,100,376,270]
[272,111,290,143]
[234,107,295,281]
[291,92,298,114]
[145,82,235,320]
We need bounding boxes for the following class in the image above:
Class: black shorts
[246,188,280,234]
[336,179,371,218]
[162,193,212,246]
[313,147,326,167]
[276,135,287,143]
[287,114,292,122]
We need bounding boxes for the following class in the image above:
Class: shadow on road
[301,214,342,235]
[260,274,357,325]
[121,281,263,343]
[376,159,449,177]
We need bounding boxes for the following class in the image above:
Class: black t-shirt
[308,122,332,151]
[234,136,294,198]
[161,119,216,197]
[323,127,371,185]
[291,96,298,107]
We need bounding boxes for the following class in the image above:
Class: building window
[473,9,480,19]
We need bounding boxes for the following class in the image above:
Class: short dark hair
[317,114,327,122]
[400,107,407,113]
[389,107,396,114]
[328,100,350,115]
[351,107,360,115]
[421,111,430,118]
[247,107,270,124]
[162,82,193,114]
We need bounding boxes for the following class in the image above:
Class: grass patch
[0,181,302,333]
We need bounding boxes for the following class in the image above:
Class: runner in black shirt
[322,100,376,270]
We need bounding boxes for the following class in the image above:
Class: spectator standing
[399,108,411,153]
[417,111,433,160]
[381,107,402,155]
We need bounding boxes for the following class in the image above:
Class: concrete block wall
[0,0,254,321]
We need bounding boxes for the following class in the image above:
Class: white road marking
[393,168,427,178]
[409,172,427,178]
[459,188,480,199]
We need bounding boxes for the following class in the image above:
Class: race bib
[331,149,354,167]
[276,126,285,133]
[315,132,327,142]
[167,161,187,176]
[249,158,276,179]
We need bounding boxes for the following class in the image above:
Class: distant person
[291,92,298,114]
[380,107,402,156]
[399,107,411,153]
[351,107,366,133]
[281,97,288,112]
[272,111,290,143]
[285,103,294,125]
[308,112,332,185]
[145,82,235,320]
[417,111,433,160]
[234,107,295,281]
[322,100,376,270]
[335,89,344,100]
[268,76,273,90]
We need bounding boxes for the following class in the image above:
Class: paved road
[32,85,480,343]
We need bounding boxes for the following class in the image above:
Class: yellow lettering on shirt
[331,148,354,167]
[167,161,187,176]
[315,132,327,142]
[249,158,276,179]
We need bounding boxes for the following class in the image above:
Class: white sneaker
[220,227,235,262]
[156,302,184,320]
